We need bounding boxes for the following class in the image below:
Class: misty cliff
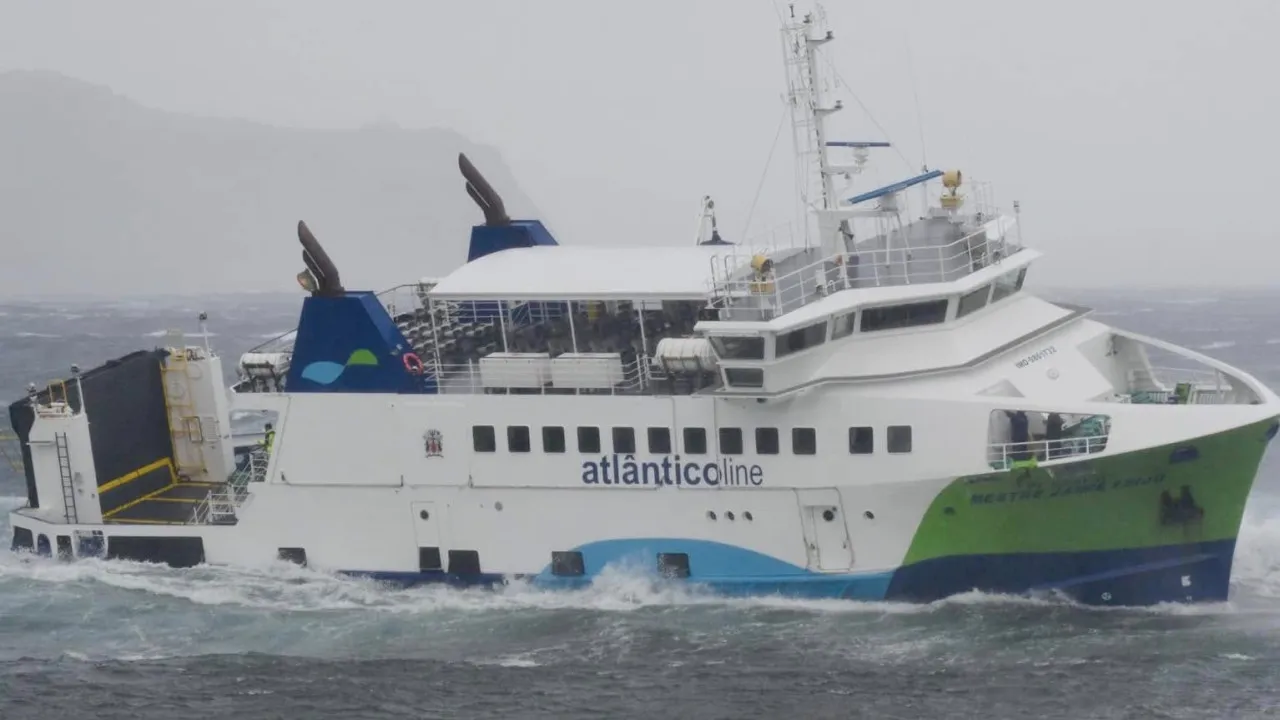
[0,70,540,296]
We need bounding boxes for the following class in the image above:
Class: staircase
[54,431,78,524]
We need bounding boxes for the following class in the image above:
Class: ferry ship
[7,5,1278,606]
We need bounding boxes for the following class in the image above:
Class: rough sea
[1,287,1278,719]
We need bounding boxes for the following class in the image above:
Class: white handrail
[988,433,1110,470]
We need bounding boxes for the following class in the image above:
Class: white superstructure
[8,5,1277,607]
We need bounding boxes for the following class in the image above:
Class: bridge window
[848,426,874,454]
[887,425,912,454]
[683,427,708,455]
[832,312,856,340]
[792,427,817,455]
[861,299,949,332]
[957,285,991,318]
[776,322,827,358]
[473,425,497,453]
[542,426,566,453]
[719,427,744,455]
[991,268,1026,304]
[577,426,601,453]
[648,427,672,454]
[507,426,531,453]
[709,336,765,360]
[755,428,780,455]
[725,368,765,388]
[612,427,636,454]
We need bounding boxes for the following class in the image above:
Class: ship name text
[581,455,764,488]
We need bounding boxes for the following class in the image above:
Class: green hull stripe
[902,417,1278,565]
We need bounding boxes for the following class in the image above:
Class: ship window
[612,427,636,454]
[957,285,991,318]
[577,426,601,453]
[832,312,856,340]
[792,427,817,455]
[755,428,780,455]
[507,426,531,453]
[683,427,708,455]
[542,426,566,453]
[888,425,913,453]
[849,426,874,454]
[991,269,1024,303]
[861,299,949,332]
[709,336,765,360]
[776,322,827,357]
[724,368,765,388]
[473,425,497,453]
[648,427,672,454]
[719,427,744,455]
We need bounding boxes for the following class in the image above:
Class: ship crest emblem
[423,429,443,458]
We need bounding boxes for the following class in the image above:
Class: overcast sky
[3,0,1278,290]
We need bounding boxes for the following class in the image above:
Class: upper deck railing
[707,218,1022,322]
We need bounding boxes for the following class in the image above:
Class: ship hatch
[795,489,854,571]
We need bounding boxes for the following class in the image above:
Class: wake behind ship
[7,4,1278,606]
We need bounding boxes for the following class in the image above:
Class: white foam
[1198,340,1237,350]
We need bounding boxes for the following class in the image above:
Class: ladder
[160,338,207,480]
[55,431,78,524]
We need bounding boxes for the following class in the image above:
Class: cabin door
[795,488,854,571]
[410,502,444,572]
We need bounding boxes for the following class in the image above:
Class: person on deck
[262,422,275,454]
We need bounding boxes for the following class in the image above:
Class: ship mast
[780,3,840,251]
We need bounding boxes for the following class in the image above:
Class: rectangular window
[755,427,780,455]
[473,425,496,453]
[719,427,744,455]
[683,427,708,454]
[861,299,949,332]
[848,426,874,454]
[957,285,991,318]
[708,336,765,360]
[775,322,827,357]
[542,426,566,453]
[724,368,765,388]
[612,427,636,454]
[792,427,817,455]
[507,425,531,453]
[648,427,672,454]
[831,312,856,340]
[577,426,600,454]
[991,269,1025,303]
[888,425,913,453]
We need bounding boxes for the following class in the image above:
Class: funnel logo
[300,349,379,385]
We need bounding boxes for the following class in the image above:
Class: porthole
[864,510,875,520]
[744,511,754,521]
[418,510,430,521]
[494,501,504,512]
[822,509,836,522]
[707,510,717,521]
[726,511,736,521]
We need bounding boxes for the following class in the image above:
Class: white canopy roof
[428,245,736,301]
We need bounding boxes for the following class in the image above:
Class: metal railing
[1125,366,1237,405]
[988,434,1110,470]
[707,223,1022,321]
[427,355,655,395]
[190,448,265,524]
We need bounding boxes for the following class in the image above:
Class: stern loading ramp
[7,349,228,525]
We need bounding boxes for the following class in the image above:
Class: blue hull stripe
[339,537,1238,607]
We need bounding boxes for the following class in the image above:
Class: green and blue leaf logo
[300,349,379,385]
